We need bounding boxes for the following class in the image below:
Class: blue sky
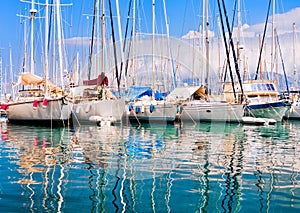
[0,0,300,83]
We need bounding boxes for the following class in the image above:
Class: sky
[0,0,300,89]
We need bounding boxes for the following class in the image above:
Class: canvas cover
[18,72,45,86]
[167,86,204,101]
[126,86,164,101]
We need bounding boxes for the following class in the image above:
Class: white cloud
[180,7,300,87]
[181,29,215,40]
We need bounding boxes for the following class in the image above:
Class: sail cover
[18,72,44,86]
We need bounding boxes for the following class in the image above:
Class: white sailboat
[284,23,300,120]
[223,0,288,123]
[169,0,244,124]
[168,85,244,123]
[126,0,178,124]
[69,0,125,127]
[6,0,70,126]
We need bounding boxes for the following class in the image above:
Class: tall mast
[55,0,64,88]
[101,0,105,75]
[96,0,100,72]
[162,0,176,90]
[271,0,275,80]
[9,46,13,84]
[0,56,2,95]
[131,0,136,86]
[293,22,297,90]
[29,0,37,74]
[152,0,156,91]
[88,0,97,80]
[45,0,49,94]
[201,0,205,84]
[205,0,209,89]
[237,0,241,70]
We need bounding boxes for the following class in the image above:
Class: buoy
[42,98,48,108]
[150,104,154,113]
[33,99,38,110]
[135,105,140,113]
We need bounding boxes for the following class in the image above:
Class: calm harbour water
[0,120,299,213]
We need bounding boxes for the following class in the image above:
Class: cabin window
[266,84,275,91]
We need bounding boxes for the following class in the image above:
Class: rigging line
[180,1,189,36]
[217,0,236,100]
[255,0,272,80]
[108,0,121,96]
[123,0,132,53]
[119,0,133,83]
[276,32,290,95]
[221,0,244,99]
[222,0,237,83]
[162,0,176,89]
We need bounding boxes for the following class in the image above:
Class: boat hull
[6,97,70,126]
[244,101,289,122]
[127,102,178,123]
[71,98,126,126]
[285,102,300,119]
[180,102,244,123]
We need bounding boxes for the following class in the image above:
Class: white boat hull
[127,102,178,123]
[71,98,126,126]
[180,102,244,123]
[286,102,300,119]
[6,97,70,125]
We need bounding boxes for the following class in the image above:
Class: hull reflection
[1,122,300,212]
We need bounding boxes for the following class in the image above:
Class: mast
[29,0,37,74]
[162,0,176,90]
[88,0,97,80]
[131,0,136,86]
[293,23,297,90]
[55,0,64,88]
[237,0,241,71]
[0,56,2,96]
[271,0,275,80]
[9,46,13,86]
[45,0,49,95]
[152,0,156,91]
[201,0,205,84]
[101,0,105,76]
[205,0,209,89]
[96,0,100,72]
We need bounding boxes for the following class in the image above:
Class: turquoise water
[0,121,299,212]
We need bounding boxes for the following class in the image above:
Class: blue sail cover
[126,86,164,101]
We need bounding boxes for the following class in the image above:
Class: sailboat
[68,0,125,127]
[222,0,289,122]
[284,23,300,120]
[168,0,244,124]
[125,0,178,124]
[6,0,70,126]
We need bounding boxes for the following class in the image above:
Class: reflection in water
[0,121,300,212]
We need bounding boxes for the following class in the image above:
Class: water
[0,121,299,213]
